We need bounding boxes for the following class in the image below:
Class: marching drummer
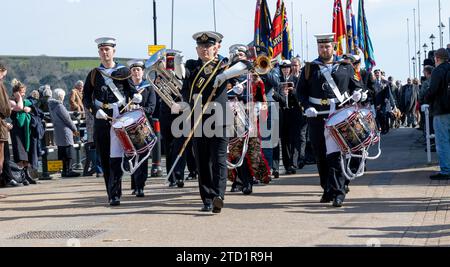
[297,33,365,208]
[83,37,142,206]
[127,59,156,198]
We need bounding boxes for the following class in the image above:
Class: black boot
[24,167,37,184]
[62,159,80,178]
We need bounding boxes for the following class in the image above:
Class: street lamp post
[423,43,428,59]
[412,57,417,79]
[429,34,435,51]
[439,22,446,48]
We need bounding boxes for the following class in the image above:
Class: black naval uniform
[298,57,361,205]
[182,57,230,212]
[83,63,137,202]
[130,80,156,193]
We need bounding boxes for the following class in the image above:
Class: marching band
[79,30,380,212]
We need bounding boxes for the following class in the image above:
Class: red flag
[270,0,283,59]
[332,0,346,56]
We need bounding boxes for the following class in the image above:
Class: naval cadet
[83,37,141,206]
[127,59,156,197]
[297,33,365,207]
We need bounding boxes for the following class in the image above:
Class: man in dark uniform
[127,60,156,197]
[173,31,247,213]
[83,37,140,206]
[297,33,364,207]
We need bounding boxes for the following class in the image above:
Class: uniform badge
[204,65,213,75]
[200,33,209,42]
[197,77,206,88]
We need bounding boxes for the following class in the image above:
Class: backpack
[9,161,26,184]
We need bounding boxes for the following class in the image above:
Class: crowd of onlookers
[0,63,102,189]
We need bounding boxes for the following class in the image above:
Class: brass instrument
[144,49,183,108]
[254,55,273,75]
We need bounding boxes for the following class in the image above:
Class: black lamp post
[412,57,417,78]
[429,34,435,51]
[423,43,428,59]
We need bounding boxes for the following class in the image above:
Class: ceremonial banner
[357,0,376,70]
[271,0,284,59]
[332,0,346,56]
[345,0,358,54]
[281,0,293,60]
[254,0,273,56]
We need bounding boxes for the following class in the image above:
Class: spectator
[0,63,14,185]
[70,80,85,118]
[9,79,37,185]
[48,89,81,178]
[399,78,418,127]
[419,66,435,132]
[425,48,450,179]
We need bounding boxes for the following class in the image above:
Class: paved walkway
[1,127,449,247]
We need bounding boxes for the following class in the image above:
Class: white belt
[309,97,339,106]
[95,100,122,110]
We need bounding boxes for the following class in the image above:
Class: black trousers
[0,140,12,184]
[131,158,149,190]
[193,136,228,205]
[95,119,111,189]
[185,142,197,175]
[161,118,186,183]
[109,157,124,200]
[308,117,346,200]
[293,120,308,167]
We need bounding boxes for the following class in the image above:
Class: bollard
[422,104,432,164]
[151,118,163,177]
[40,146,51,180]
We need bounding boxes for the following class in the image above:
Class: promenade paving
[1,127,449,247]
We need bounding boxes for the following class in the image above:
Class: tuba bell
[144,49,183,108]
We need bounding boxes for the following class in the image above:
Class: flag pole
[301,14,304,61]
[306,20,309,61]
[171,0,174,49]
[291,1,295,55]
[418,0,421,74]
[407,18,411,79]
[213,0,217,32]
[413,8,417,79]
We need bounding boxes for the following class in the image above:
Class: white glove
[232,83,244,95]
[96,109,108,120]
[421,104,430,112]
[361,91,368,102]
[174,53,184,66]
[171,103,181,114]
[132,94,143,104]
[352,90,362,102]
[174,53,186,79]
[214,73,227,89]
[305,107,318,118]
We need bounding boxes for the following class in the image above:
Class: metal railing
[40,112,86,179]
[421,104,435,163]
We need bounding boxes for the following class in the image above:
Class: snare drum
[112,109,156,157]
[325,106,377,153]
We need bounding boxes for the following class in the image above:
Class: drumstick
[227,80,248,94]
[120,88,146,114]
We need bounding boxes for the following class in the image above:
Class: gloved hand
[96,109,108,120]
[361,91,368,102]
[421,104,430,112]
[171,103,181,114]
[352,90,362,102]
[305,107,318,118]
[232,83,244,95]
[174,53,184,66]
[132,94,143,104]
[214,73,227,89]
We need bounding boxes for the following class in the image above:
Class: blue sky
[0,0,449,81]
